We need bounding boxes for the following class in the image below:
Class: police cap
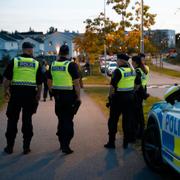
[59,44,69,55]
[117,53,129,61]
[139,53,146,58]
[22,42,34,49]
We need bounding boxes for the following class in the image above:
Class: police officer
[139,53,150,98]
[47,44,81,154]
[3,42,42,154]
[42,60,53,101]
[132,56,146,139]
[104,53,136,149]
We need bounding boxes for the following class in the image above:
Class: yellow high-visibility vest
[137,65,149,87]
[51,61,73,90]
[117,67,135,91]
[12,57,39,86]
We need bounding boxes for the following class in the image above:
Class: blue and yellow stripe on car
[161,113,180,173]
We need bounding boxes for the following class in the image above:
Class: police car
[142,85,180,173]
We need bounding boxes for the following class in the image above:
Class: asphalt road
[147,71,180,99]
[0,71,180,180]
[0,90,172,180]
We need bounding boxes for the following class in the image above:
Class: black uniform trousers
[135,87,145,138]
[43,80,53,100]
[54,91,76,149]
[108,91,136,143]
[6,94,38,148]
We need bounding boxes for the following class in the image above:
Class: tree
[74,31,104,64]
[107,0,133,31]
[132,2,156,30]
[74,0,157,56]
[47,27,58,34]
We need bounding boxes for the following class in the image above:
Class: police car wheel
[142,124,164,172]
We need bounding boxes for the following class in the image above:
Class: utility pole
[140,0,144,53]
[104,0,107,76]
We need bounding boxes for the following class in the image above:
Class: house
[0,33,18,60]
[44,31,78,57]
[19,37,44,57]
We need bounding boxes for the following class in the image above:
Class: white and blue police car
[142,85,180,173]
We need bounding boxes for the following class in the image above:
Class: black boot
[4,139,14,154]
[123,138,128,149]
[23,141,31,155]
[62,147,74,154]
[60,139,74,155]
[104,142,115,149]
[104,135,115,149]
[4,146,13,154]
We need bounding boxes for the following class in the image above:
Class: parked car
[142,85,180,173]
[100,60,110,73]
[107,62,117,76]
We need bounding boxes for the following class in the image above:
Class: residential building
[19,37,44,56]
[0,33,18,60]
[44,31,78,57]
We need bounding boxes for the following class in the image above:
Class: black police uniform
[105,64,136,149]
[42,64,53,101]
[3,54,43,153]
[47,57,79,152]
[133,65,146,139]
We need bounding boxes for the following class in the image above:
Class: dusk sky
[0,0,180,33]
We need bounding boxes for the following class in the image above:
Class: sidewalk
[0,91,161,180]
[152,59,180,71]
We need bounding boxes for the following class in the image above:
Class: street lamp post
[104,0,107,76]
[140,0,144,53]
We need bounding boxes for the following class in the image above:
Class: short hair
[22,42,34,49]
[59,44,69,56]
[139,53,146,58]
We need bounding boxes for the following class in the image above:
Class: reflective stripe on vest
[51,61,73,90]
[117,67,135,92]
[12,57,39,86]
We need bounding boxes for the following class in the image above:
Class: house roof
[33,37,44,43]
[10,33,24,40]
[45,31,78,41]
[19,31,43,35]
[0,33,17,42]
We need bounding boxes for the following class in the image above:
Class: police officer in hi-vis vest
[132,55,149,139]
[47,44,81,154]
[104,53,136,149]
[139,53,150,99]
[3,42,42,154]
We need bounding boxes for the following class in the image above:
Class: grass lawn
[84,87,160,133]
[149,64,180,78]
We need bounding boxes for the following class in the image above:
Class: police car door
[162,102,180,170]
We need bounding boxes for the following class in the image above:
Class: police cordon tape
[147,85,175,89]
[84,84,177,89]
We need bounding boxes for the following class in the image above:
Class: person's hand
[76,98,81,104]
